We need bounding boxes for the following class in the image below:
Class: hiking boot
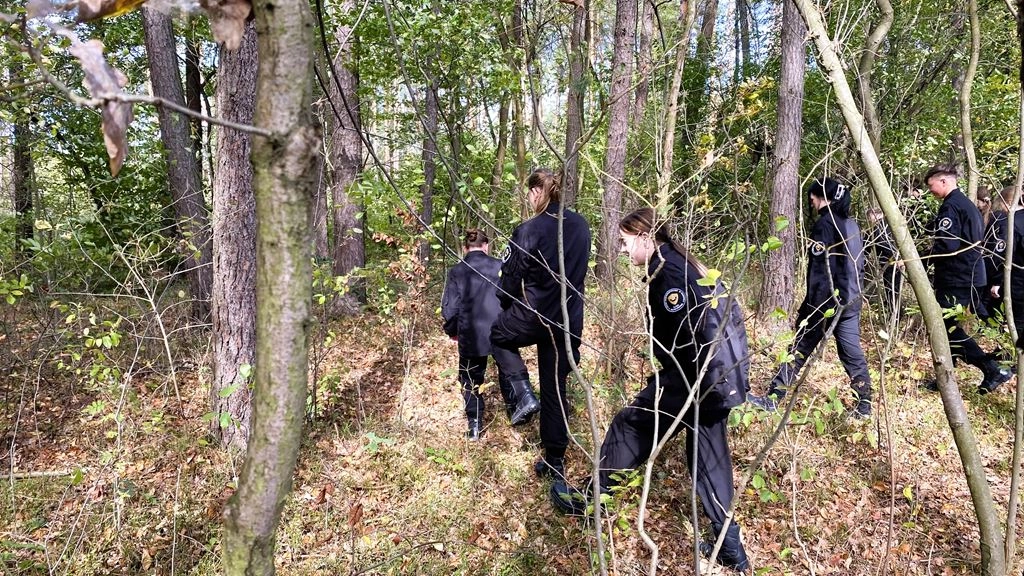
[746,390,780,412]
[849,399,871,420]
[550,480,589,516]
[978,366,1012,395]
[534,457,565,480]
[699,522,750,572]
[466,418,482,441]
[508,378,540,425]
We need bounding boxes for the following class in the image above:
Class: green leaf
[218,383,241,398]
[774,216,790,232]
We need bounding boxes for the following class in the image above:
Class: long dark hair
[808,177,851,218]
[619,207,708,275]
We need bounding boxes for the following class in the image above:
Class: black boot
[534,456,565,479]
[466,418,482,441]
[979,361,1012,395]
[699,522,750,572]
[508,378,540,425]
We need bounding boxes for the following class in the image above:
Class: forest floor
[2,290,1023,575]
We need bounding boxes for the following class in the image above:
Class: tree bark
[210,22,258,452]
[737,0,750,72]
[630,0,654,170]
[222,0,320,570]
[793,1,1007,573]
[418,80,438,263]
[562,0,587,209]
[489,92,510,235]
[856,0,893,151]
[185,19,203,183]
[141,7,213,321]
[657,0,696,212]
[328,0,366,307]
[11,59,35,256]
[513,0,528,188]
[758,0,805,319]
[596,0,637,284]
[960,0,981,201]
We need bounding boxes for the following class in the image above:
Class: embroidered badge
[811,241,826,256]
[663,287,686,313]
[501,246,511,262]
[834,184,846,200]
[997,240,1007,253]
[938,217,953,231]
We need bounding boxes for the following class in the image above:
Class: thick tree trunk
[210,23,258,452]
[562,0,587,209]
[657,0,695,212]
[793,1,1007,573]
[596,0,637,284]
[737,0,750,72]
[856,0,894,151]
[960,0,981,201]
[221,0,320,570]
[141,7,213,321]
[185,19,203,182]
[758,0,805,319]
[513,0,528,188]
[328,0,366,307]
[418,81,438,263]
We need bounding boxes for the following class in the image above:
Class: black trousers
[936,285,991,369]
[458,349,517,420]
[598,378,736,528]
[768,305,872,401]
[880,264,903,319]
[491,308,581,455]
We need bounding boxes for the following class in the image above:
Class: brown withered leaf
[67,39,133,176]
[76,0,148,22]
[198,0,251,50]
[347,501,363,529]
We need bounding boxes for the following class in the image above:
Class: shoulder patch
[501,246,511,262]
[663,287,686,313]
[938,217,953,231]
[810,241,826,256]
[996,240,1007,253]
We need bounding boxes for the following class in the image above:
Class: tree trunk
[11,60,35,256]
[562,0,587,209]
[141,7,213,321]
[418,80,438,263]
[657,0,696,212]
[630,0,653,170]
[856,0,893,151]
[210,22,258,452]
[596,0,637,284]
[328,0,366,307]
[489,92,510,235]
[960,0,981,201]
[737,0,750,72]
[311,146,329,261]
[758,0,805,319]
[221,0,320,570]
[793,1,1007,573]
[185,19,203,183]
[513,0,528,188]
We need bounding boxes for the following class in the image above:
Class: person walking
[747,177,873,417]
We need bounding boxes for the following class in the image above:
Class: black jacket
[441,250,503,357]
[646,247,750,410]
[804,207,865,316]
[498,202,591,334]
[1008,213,1024,299]
[983,211,1009,292]
[927,188,987,289]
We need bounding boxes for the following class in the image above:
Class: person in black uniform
[441,229,520,440]
[747,177,873,418]
[866,207,903,320]
[982,186,1014,320]
[552,207,750,572]
[999,188,1024,346]
[490,168,591,487]
[920,165,1011,394]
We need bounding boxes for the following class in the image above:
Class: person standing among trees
[490,167,591,493]
[551,207,750,572]
[997,187,1024,346]
[918,165,1011,394]
[747,177,873,418]
[441,229,519,440]
[981,186,1012,321]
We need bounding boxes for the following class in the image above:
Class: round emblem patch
[501,246,511,262]
[938,217,953,231]
[996,240,1007,253]
[810,241,826,256]
[663,287,686,313]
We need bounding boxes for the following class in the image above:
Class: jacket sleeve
[696,292,751,409]
[930,202,962,259]
[988,218,1009,288]
[498,226,528,309]
[440,266,461,337]
[804,221,834,313]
